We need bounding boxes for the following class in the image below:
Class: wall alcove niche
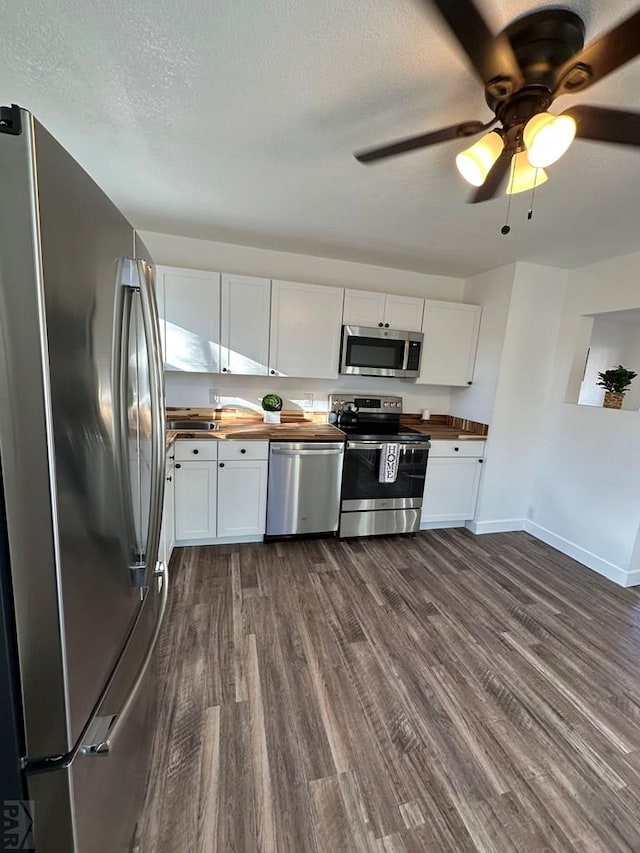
[566,308,640,411]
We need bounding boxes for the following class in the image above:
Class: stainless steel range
[329,394,431,538]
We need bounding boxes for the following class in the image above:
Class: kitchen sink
[167,420,219,431]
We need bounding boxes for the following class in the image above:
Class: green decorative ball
[261,393,283,412]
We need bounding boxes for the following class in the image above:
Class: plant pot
[263,411,281,424]
[603,391,625,410]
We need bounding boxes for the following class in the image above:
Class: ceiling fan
[354,1,640,202]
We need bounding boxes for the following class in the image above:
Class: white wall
[139,231,464,299]
[528,252,640,586]
[469,263,567,530]
[449,264,515,425]
[165,372,451,415]
[142,230,465,413]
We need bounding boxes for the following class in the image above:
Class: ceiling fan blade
[468,146,512,203]
[428,0,524,94]
[354,120,487,163]
[555,9,640,95]
[564,105,640,147]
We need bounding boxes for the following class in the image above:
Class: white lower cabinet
[174,460,218,541]
[217,460,268,538]
[159,452,176,563]
[174,439,268,543]
[421,440,485,525]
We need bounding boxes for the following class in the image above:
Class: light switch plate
[209,388,220,405]
[303,393,314,409]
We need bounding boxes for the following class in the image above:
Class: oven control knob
[383,401,389,407]
[395,402,401,408]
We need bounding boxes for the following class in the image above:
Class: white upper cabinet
[417,300,481,386]
[342,289,386,328]
[343,289,424,332]
[269,280,344,379]
[220,274,271,376]
[156,265,221,373]
[383,294,424,332]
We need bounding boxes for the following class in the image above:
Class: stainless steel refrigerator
[0,105,167,852]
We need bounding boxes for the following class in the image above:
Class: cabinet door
[421,457,482,522]
[342,289,386,328]
[417,301,481,386]
[174,461,217,540]
[269,280,344,378]
[165,458,175,560]
[220,274,271,375]
[217,460,268,538]
[157,266,221,373]
[383,294,424,332]
[159,457,175,563]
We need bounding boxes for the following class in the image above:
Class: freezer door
[0,111,153,760]
[27,571,167,853]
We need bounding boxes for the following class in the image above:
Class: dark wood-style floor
[138,529,640,852]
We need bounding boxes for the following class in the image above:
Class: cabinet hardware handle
[240,448,246,454]
[222,367,227,372]
[454,447,459,452]
[175,463,181,469]
[385,323,390,328]
[479,459,483,464]
[193,449,199,455]
[219,462,225,468]
[467,381,472,385]
[166,475,172,482]
[270,369,276,375]
[169,455,175,460]
[378,322,383,328]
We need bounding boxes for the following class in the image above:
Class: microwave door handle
[402,337,411,372]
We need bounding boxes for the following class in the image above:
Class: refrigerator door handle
[137,259,166,589]
[113,262,143,586]
[79,561,169,756]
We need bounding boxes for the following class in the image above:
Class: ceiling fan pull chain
[527,168,541,220]
[501,155,517,235]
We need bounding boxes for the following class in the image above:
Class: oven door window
[342,445,429,501]
[345,335,405,370]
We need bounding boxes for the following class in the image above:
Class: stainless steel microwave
[340,325,423,378]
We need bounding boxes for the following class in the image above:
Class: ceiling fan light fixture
[523,112,576,168]
[506,151,548,195]
[455,131,504,186]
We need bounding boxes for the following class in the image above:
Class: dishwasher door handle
[270,447,344,457]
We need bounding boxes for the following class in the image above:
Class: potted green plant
[261,393,283,424]
[596,365,637,409]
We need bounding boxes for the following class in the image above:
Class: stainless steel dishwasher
[266,441,345,537]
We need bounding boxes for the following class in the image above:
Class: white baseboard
[523,520,638,588]
[420,520,466,530]
[176,534,264,547]
[466,519,525,534]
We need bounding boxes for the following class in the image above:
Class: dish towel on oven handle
[379,442,400,484]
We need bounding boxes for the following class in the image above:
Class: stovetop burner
[328,394,430,442]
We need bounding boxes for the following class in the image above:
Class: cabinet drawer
[218,440,269,461]
[174,439,219,461]
[428,440,485,458]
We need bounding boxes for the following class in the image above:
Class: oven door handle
[347,441,429,452]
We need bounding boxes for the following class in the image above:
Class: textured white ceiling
[3,0,640,276]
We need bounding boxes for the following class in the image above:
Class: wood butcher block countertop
[165,408,488,450]
[166,408,344,449]
[400,414,488,441]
